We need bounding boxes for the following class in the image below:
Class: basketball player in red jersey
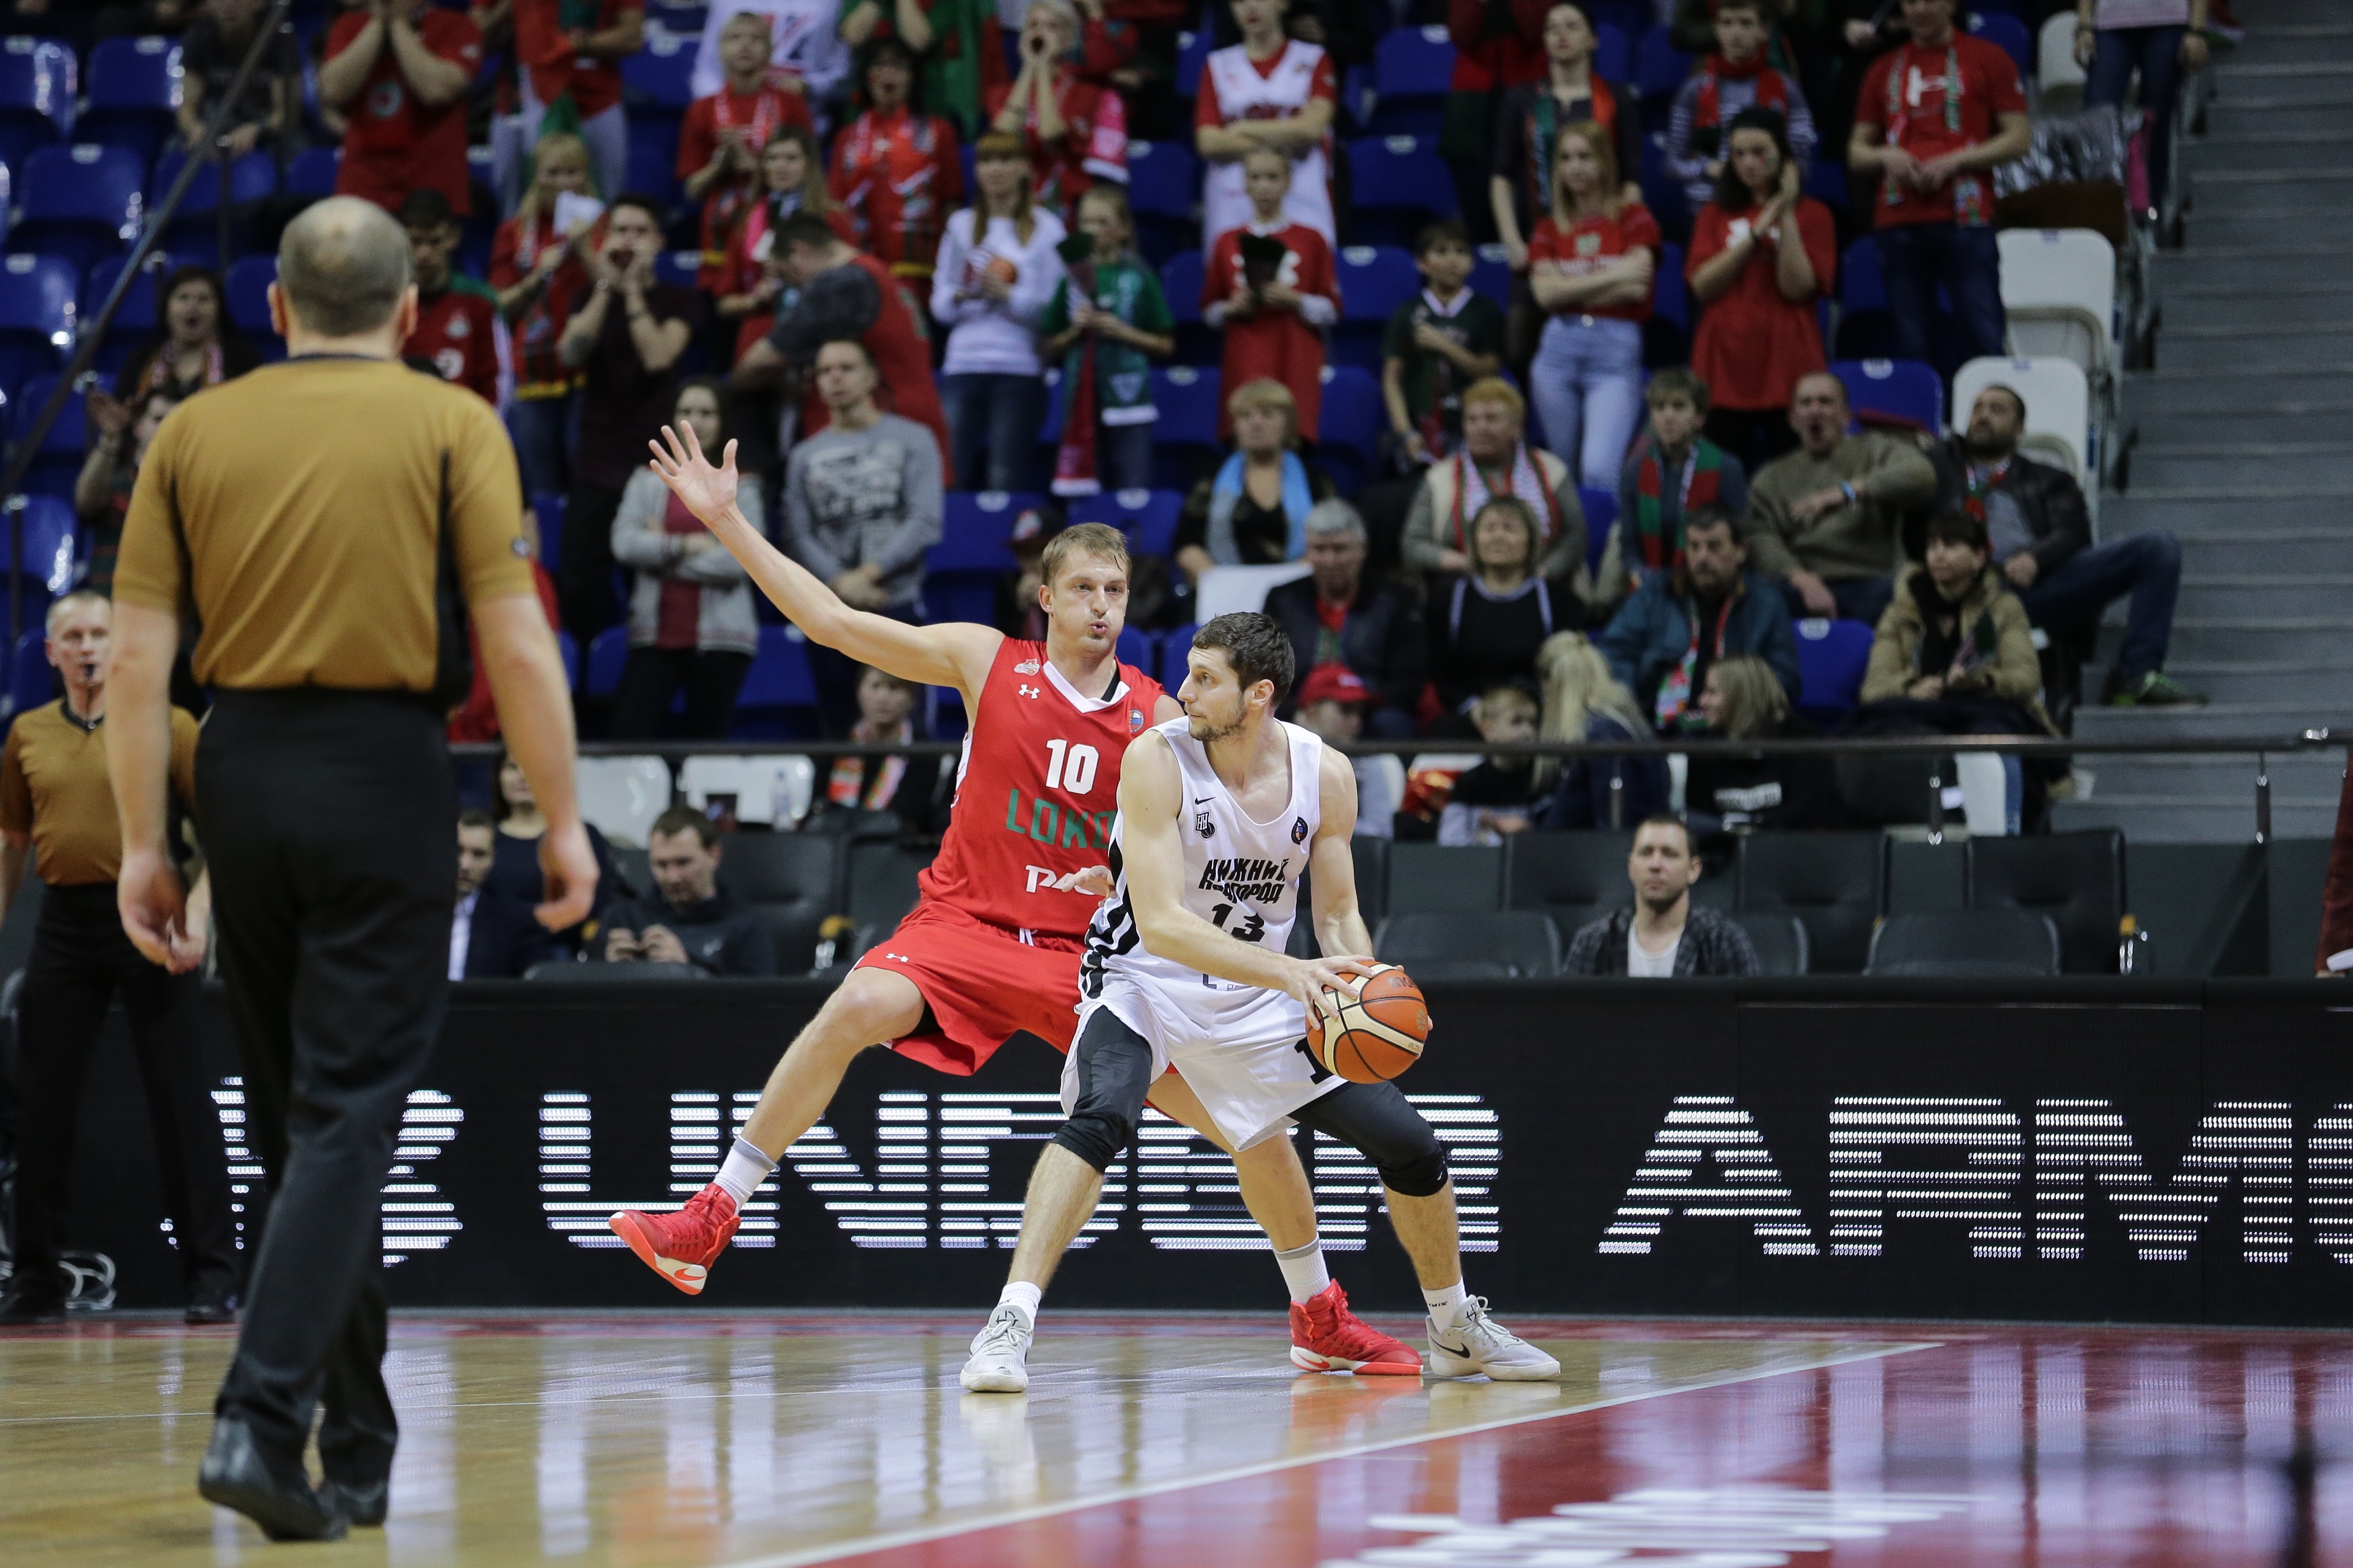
[609,404,1421,1375]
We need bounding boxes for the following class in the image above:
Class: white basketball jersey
[1199,40,1337,249]
[1082,718,1322,999]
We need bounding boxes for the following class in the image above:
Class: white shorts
[1065,972,1344,1152]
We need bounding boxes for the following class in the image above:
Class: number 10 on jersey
[1043,739,1100,796]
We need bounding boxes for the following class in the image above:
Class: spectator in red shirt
[399,189,504,408]
[1203,147,1338,443]
[1848,0,2030,372]
[731,211,953,481]
[1525,120,1657,488]
[1685,106,1835,474]
[512,0,645,205]
[680,11,815,292]
[830,37,964,288]
[490,130,596,497]
[1194,0,1338,247]
[320,0,482,217]
[986,0,1130,214]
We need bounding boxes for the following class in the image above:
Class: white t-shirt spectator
[930,207,1070,378]
[1195,38,1337,248]
[1627,927,1681,977]
[690,0,850,104]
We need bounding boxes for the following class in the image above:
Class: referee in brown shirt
[0,590,238,1325]
[108,197,596,1542]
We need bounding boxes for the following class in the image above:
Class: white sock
[714,1137,776,1206]
[1423,1280,1468,1329]
[998,1281,1043,1325]
[1273,1239,1331,1305]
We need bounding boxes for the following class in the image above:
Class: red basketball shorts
[851,899,1084,1076]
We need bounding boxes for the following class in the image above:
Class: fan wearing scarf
[1400,377,1591,588]
[1664,0,1815,214]
[1172,379,1336,584]
[1041,186,1175,498]
[1614,369,1748,592]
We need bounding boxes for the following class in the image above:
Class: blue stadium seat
[0,38,74,175]
[1371,26,1453,135]
[1126,139,1199,222]
[1832,357,1944,435]
[1636,130,1689,237]
[1794,617,1875,719]
[0,254,76,398]
[1159,622,1197,692]
[1176,30,1210,99]
[1805,155,1848,210]
[1634,28,1693,128]
[150,149,278,251]
[1652,240,1687,333]
[654,250,700,290]
[1312,363,1380,494]
[1470,243,1511,306]
[1152,366,1220,452]
[1068,487,1185,559]
[584,625,629,698]
[9,372,87,501]
[1583,0,1654,48]
[625,119,683,206]
[1160,248,1205,327]
[1332,243,1417,372]
[225,253,276,337]
[731,625,821,737]
[1347,136,1458,247]
[1967,10,2033,80]
[288,145,340,197]
[532,493,565,574]
[83,252,161,374]
[13,145,147,271]
[79,36,183,164]
[14,494,77,595]
[10,625,52,714]
[555,629,579,690]
[621,28,696,108]
[1579,485,1617,576]
[1593,22,1632,85]
[931,491,1038,574]
[1835,234,1959,360]
[1116,624,1155,673]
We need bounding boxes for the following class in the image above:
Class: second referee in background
[108,196,596,1541]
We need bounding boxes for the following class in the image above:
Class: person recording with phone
[556,194,700,642]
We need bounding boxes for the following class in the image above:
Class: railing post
[1607,768,1624,830]
[1926,761,1944,845]
[2256,751,2271,845]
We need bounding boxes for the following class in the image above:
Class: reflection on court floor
[4,1316,2349,1565]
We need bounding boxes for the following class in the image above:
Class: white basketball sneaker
[1426,1298,1560,1381]
[959,1303,1035,1393]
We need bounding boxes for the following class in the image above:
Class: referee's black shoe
[323,1475,390,1527]
[198,1416,349,1541]
[185,1284,240,1326]
[0,1278,65,1325]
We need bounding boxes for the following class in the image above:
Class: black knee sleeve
[1293,1081,1451,1198]
[1049,1009,1156,1172]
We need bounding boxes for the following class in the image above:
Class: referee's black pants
[9,882,239,1302]
[198,692,455,1480]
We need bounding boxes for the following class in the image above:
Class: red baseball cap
[1296,665,1369,708]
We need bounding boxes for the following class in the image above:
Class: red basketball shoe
[1289,1281,1423,1376]
[609,1184,740,1295]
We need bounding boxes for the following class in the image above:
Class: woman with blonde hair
[1683,653,1843,832]
[931,129,1070,491]
[1529,630,1671,828]
[489,130,596,495]
[1525,120,1661,487]
[1172,378,1335,581]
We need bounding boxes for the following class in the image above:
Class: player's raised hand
[649,421,740,526]
[1053,865,1116,897]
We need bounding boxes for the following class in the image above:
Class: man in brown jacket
[1745,372,1938,628]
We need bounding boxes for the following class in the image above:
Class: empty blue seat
[621,29,696,108]
[1176,30,1211,98]
[225,253,276,337]
[1593,22,1631,85]
[13,494,75,594]
[1636,130,1689,237]
[1159,622,1197,691]
[584,625,629,698]
[625,120,682,206]
[1127,139,1199,222]
[0,253,76,397]
[10,372,87,501]
[733,625,820,727]
[1806,155,1848,210]
[1151,366,1221,452]
[1652,240,1687,333]
[1831,358,1944,434]
[654,250,700,290]
[1336,244,1417,325]
[1794,617,1874,717]
[10,625,52,714]
[1067,487,1185,559]
[288,145,340,197]
[83,252,162,372]
[1115,624,1154,673]
[151,148,278,251]
[13,145,147,271]
[1634,27,1693,125]
[80,36,182,163]
[1347,136,1458,246]
[1160,248,1205,327]
[1470,243,1512,306]
[931,491,1039,574]
[0,38,73,174]
[1371,25,1453,134]
[1967,10,2033,80]
[1312,364,1380,494]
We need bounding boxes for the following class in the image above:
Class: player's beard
[1187,708,1243,745]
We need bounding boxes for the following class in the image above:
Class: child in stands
[1203,147,1339,444]
[1381,219,1505,470]
[1039,185,1175,497]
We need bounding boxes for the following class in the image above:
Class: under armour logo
[885,952,910,962]
[1019,684,1041,698]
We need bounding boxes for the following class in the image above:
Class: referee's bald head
[276,196,413,339]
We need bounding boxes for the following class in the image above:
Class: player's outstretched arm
[1119,733,1370,1013]
[647,423,1001,700]
[1307,749,1375,958]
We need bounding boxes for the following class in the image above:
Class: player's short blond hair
[1041,522,1130,589]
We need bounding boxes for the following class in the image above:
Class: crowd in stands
[1,0,2221,848]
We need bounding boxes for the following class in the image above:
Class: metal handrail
[1,0,298,664]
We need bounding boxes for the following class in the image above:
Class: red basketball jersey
[918,638,1163,937]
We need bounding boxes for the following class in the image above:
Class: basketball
[1307,963,1429,1083]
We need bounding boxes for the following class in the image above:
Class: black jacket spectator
[600,886,778,976]
[1925,436,2089,579]
[1267,574,1424,717]
[1564,905,1761,976]
[458,885,557,978]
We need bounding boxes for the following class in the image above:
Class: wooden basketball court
[2,1313,2342,1565]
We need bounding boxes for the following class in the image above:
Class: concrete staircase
[2053,0,2353,842]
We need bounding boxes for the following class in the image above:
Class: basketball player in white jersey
[961,613,1561,1391]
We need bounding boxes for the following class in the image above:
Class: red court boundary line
[711,1339,1941,1568]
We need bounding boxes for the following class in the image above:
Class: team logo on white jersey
[1193,796,1215,838]
[1291,815,1308,844]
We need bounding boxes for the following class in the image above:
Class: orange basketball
[1307,963,1430,1083]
